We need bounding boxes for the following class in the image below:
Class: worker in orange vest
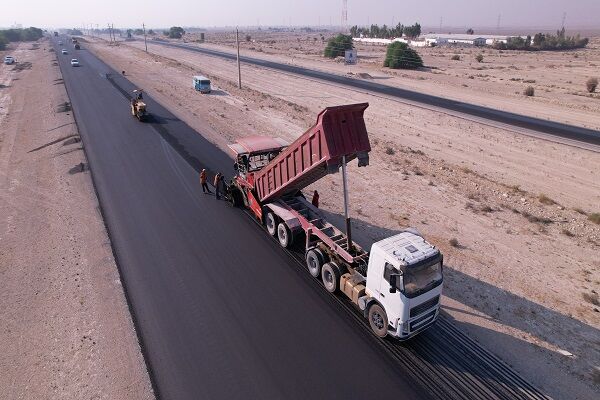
[311,190,319,208]
[214,173,222,200]
[200,169,211,194]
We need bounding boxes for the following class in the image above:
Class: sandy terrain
[184,30,600,131]
[84,34,600,399]
[0,39,154,399]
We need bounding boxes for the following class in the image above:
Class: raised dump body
[254,103,370,203]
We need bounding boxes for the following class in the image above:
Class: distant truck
[192,75,211,93]
[226,103,444,340]
[74,43,81,50]
[4,56,15,65]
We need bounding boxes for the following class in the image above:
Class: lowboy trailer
[227,103,443,339]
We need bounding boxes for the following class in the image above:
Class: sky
[3,0,600,30]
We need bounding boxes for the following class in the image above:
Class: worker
[214,173,222,200]
[200,169,211,194]
[311,190,319,208]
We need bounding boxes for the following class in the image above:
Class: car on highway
[61,49,68,55]
[4,56,15,64]
[58,41,63,45]
[70,59,80,67]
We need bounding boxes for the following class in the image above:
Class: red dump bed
[254,103,370,203]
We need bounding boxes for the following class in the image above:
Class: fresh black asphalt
[52,38,432,399]
[153,39,600,147]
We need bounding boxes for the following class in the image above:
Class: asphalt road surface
[152,39,600,148]
[52,38,434,399]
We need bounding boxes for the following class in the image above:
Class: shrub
[451,54,460,61]
[245,34,251,42]
[475,54,484,63]
[385,147,395,155]
[589,213,600,224]
[323,34,353,58]
[524,86,535,96]
[167,26,185,39]
[384,42,423,69]
[538,193,555,205]
[0,33,6,51]
[586,77,598,93]
[449,238,460,248]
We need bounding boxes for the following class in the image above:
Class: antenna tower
[341,0,348,31]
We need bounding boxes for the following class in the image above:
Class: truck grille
[410,295,439,318]
[409,310,437,332]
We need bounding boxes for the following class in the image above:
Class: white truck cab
[363,231,443,339]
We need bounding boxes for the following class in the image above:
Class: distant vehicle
[130,89,147,121]
[58,41,63,45]
[193,75,211,93]
[74,43,80,50]
[61,49,68,55]
[54,31,58,37]
[70,59,80,67]
[4,56,15,65]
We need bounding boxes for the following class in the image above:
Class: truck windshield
[403,261,442,298]
[245,151,280,172]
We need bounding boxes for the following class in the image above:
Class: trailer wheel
[305,248,325,278]
[265,212,277,236]
[277,222,293,248]
[321,262,340,293]
[368,304,388,338]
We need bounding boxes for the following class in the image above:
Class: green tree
[475,53,484,63]
[0,33,7,50]
[383,42,423,69]
[324,34,353,58]
[167,26,185,39]
[148,29,155,35]
[466,28,474,35]
[403,23,421,38]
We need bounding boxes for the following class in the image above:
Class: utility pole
[236,27,242,89]
[143,23,148,52]
[107,24,112,42]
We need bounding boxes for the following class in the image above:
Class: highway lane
[151,39,600,148]
[52,39,432,399]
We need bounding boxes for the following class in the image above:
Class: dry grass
[573,207,587,215]
[538,193,556,205]
[561,228,575,237]
[449,238,460,248]
[588,213,600,224]
[522,211,553,224]
[582,292,600,306]
[385,147,395,155]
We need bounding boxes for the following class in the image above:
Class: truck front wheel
[321,262,340,293]
[368,304,389,338]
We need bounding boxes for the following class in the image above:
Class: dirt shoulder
[0,39,154,399]
[85,37,599,399]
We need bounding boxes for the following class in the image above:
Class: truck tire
[277,222,292,248]
[229,188,243,208]
[305,248,325,278]
[368,304,388,338]
[265,212,277,236]
[321,262,340,293]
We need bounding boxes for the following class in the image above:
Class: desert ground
[84,31,599,399]
[0,39,154,399]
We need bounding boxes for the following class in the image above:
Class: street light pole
[143,23,148,52]
[236,27,242,89]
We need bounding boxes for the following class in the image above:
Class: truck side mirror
[389,275,397,293]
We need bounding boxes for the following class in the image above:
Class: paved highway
[152,39,600,150]
[52,38,432,399]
